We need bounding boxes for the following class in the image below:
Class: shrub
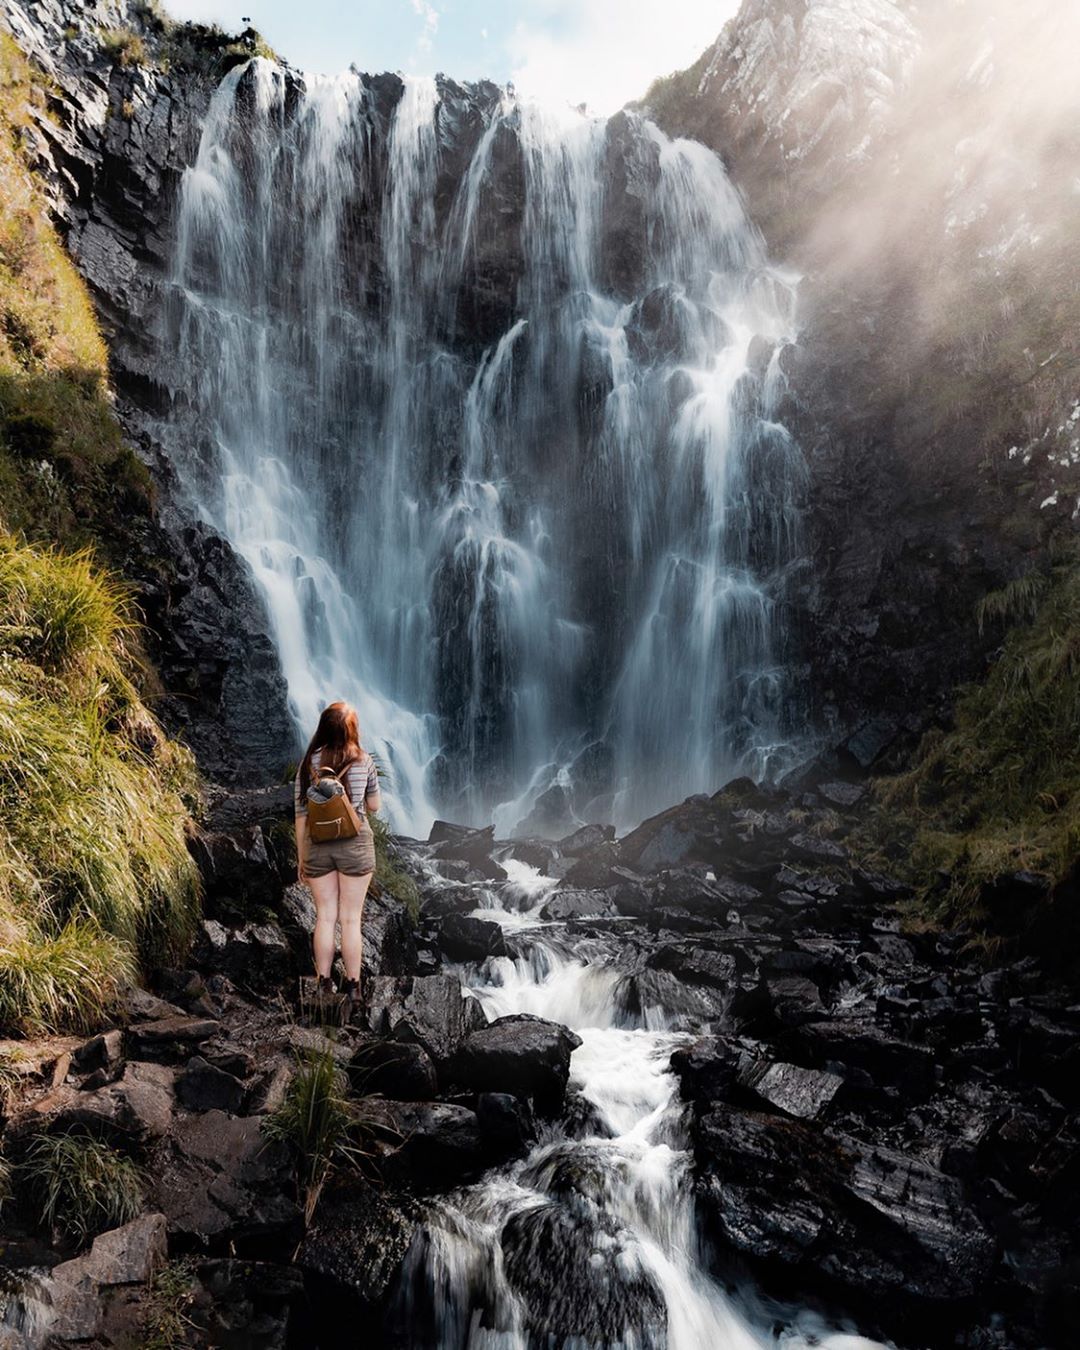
[17,1132,145,1244]
[99,28,147,68]
[263,1045,373,1225]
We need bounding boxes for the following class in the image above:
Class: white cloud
[507,0,736,115]
[411,0,440,54]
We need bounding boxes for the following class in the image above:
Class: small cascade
[164,62,807,835]
[389,866,890,1350]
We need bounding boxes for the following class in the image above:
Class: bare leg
[338,871,373,983]
[309,871,340,978]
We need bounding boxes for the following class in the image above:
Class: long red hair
[299,701,362,796]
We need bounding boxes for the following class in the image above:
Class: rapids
[388,863,891,1350]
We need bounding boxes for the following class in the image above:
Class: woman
[294,701,381,1004]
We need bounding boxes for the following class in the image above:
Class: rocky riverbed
[2,761,1077,1348]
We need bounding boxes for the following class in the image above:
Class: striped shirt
[294,749,379,818]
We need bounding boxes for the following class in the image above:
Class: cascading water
[164,61,806,835]
[389,865,889,1350]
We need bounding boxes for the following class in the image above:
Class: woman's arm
[295,813,309,883]
[365,788,382,816]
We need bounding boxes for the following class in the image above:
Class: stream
[391,863,890,1350]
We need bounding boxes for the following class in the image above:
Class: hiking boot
[316,975,336,1000]
[341,978,361,1006]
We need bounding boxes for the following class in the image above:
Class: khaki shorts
[304,823,375,879]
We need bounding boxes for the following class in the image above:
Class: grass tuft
[99,28,148,68]
[262,1045,374,1226]
[142,1257,199,1350]
[0,534,201,1034]
[370,814,420,924]
[17,1131,145,1245]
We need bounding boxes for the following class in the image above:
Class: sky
[164,0,737,115]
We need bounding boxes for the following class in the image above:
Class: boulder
[52,1212,167,1288]
[194,919,294,992]
[539,889,617,922]
[188,824,280,905]
[385,1101,489,1185]
[350,1039,438,1101]
[695,1104,995,1304]
[363,974,487,1068]
[59,1061,175,1142]
[184,1259,303,1349]
[738,1059,844,1120]
[556,823,616,856]
[298,1179,421,1304]
[72,1030,123,1074]
[500,1199,666,1347]
[437,912,508,962]
[127,1015,220,1059]
[176,1055,246,1114]
[153,1110,298,1241]
[448,1013,582,1112]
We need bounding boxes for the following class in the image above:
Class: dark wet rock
[646,942,737,989]
[363,974,487,1067]
[670,1037,746,1105]
[32,1213,168,1343]
[501,1199,666,1348]
[501,839,560,872]
[558,842,626,888]
[350,1039,438,1101]
[448,1014,582,1113]
[385,1101,489,1185]
[194,919,294,992]
[298,1179,421,1304]
[418,882,484,918]
[188,824,281,907]
[428,823,506,880]
[557,823,616,855]
[539,888,618,922]
[183,1259,302,1349]
[476,1091,537,1153]
[123,987,185,1022]
[696,1104,995,1304]
[777,1013,938,1098]
[363,895,419,977]
[437,912,508,962]
[787,832,849,864]
[176,1055,246,1114]
[154,1110,298,1241]
[739,1058,844,1120]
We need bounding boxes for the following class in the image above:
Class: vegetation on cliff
[0,534,200,1034]
[0,33,151,552]
[875,551,1080,958]
[0,33,200,1037]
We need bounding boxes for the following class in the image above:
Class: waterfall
[164,61,806,835]
[388,866,889,1349]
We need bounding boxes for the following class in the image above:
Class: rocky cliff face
[644,0,1080,760]
[3,0,294,782]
